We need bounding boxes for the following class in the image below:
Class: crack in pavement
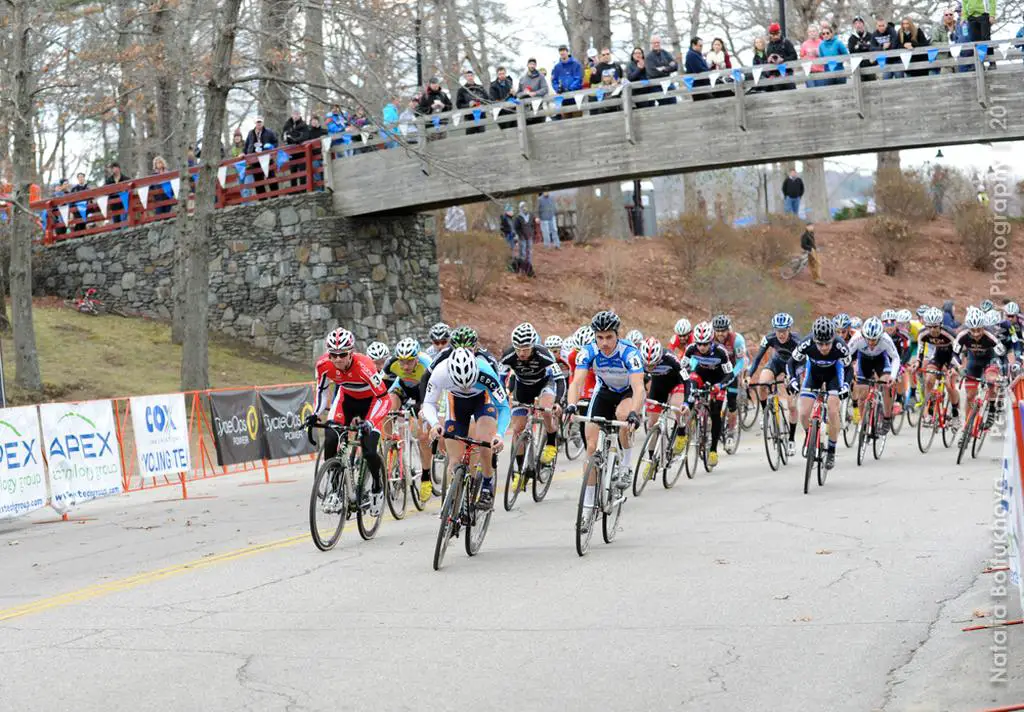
[753,501,867,544]
[235,653,308,712]
[210,555,354,602]
[679,641,741,710]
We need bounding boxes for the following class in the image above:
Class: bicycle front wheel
[532,441,556,503]
[762,404,780,472]
[684,413,700,478]
[385,447,408,520]
[779,256,805,280]
[633,425,661,496]
[465,476,493,557]
[841,398,855,448]
[740,391,760,430]
[564,418,585,460]
[803,421,819,494]
[972,404,990,458]
[504,432,529,511]
[575,461,599,557]
[356,469,383,541]
[872,404,887,460]
[433,468,465,570]
[309,458,348,551]
[917,394,937,454]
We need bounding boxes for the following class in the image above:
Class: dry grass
[745,213,802,270]
[437,230,507,302]
[875,168,936,223]
[868,215,915,276]
[693,258,811,326]
[562,277,602,323]
[662,213,739,279]
[952,200,999,271]
[575,190,617,245]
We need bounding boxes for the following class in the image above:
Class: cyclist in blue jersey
[565,310,645,505]
[712,314,747,448]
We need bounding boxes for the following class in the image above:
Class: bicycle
[855,379,888,466]
[956,376,1005,465]
[432,434,495,570]
[751,382,789,471]
[839,388,856,448]
[633,399,688,495]
[738,381,760,431]
[683,385,718,477]
[888,373,904,436]
[63,287,128,317]
[306,420,383,550]
[917,368,955,453]
[573,415,630,557]
[801,385,831,494]
[721,393,743,456]
[504,401,558,510]
[382,407,426,518]
[560,409,586,461]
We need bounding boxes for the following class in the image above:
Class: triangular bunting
[900,51,913,70]
[217,165,228,189]
[660,78,671,94]
[360,132,369,143]
[530,98,542,112]
[877,55,887,68]
[978,44,989,61]
[709,71,720,86]
[167,178,179,199]
[753,66,763,85]
[276,149,289,168]
[320,135,332,157]
[1000,43,1012,59]
[39,210,46,230]
[553,95,564,106]
[611,84,623,96]
[491,106,501,120]
[850,56,863,71]
[96,195,109,218]
[58,204,70,225]
[949,45,962,59]
[234,160,246,179]
[683,76,695,90]
[777,62,787,76]
[826,61,837,72]
[452,112,462,126]
[472,107,482,122]
[431,116,440,128]
[137,185,149,209]
[732,68,743,83]
[802,60,813,77]
[258,153,271,178]
[927,47,940,62]
[595,88,605,102]
[119,191,129,214]
[75,200,88,221]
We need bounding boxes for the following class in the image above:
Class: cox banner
[129,393,192,478]
[0,406,47,520]
[208,390,264,466]
[39,400,123,512]
[258,385,316,460]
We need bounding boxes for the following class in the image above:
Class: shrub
[952,200,998,271]
[693,258,811,327]
[661,213,738,279]
[868,215,914,276]
[437,230,507,302]
[745,213,800,270]
[562,276,601,322]
[575,190,618,245]
[599,246,628,299]
[833,202,869,221]
[874,168,936,223]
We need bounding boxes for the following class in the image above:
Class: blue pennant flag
[978,44,989,61]
[472,108,482,122]
[190,172,198,183]
[877,55,887,68]
[927,47,939,62]
[553,95,564,106]
[641,79,650,86]
[431,116,441,128]
[162,181,174,200]
[76,200,88,221]
[276,149,289,168]
[234,160,246,179]
[119,191,129,212]
[508,97,520,105]
[342,134,353,143]
[683,76,695,90]
[0,212,7,223]
[596,88,606,102]
[777,62,787,75]
[732,69,744,83]
[826,61,838,72]
[39,210,47,230]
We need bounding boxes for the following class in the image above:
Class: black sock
[952,404,959,417]
[546,431,556,446]
[516,453,525,470]
[789,423,797,441]
[675,425,686,437]
[421,468,430,483]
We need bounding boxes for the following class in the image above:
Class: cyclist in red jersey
[308,328,390,502]
[668,318,693,357]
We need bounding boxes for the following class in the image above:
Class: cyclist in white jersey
[849,316,901,435]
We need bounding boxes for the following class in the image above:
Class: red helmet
[693,321,714,344]
[639,336,663,366]
[325,328,354,355]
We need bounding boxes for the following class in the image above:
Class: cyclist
[421,347,510,511]
[668,318,693,358]
[624,329,644,346]
[914,307,961,428]
[566,325,598,449]
[954,307,1006,423]
[787,316,850,470]
[425,322,452,359]
[367,341,391,372]
[308,328,390,512]
[638,336,690,460]
[565,310,645,509]
[684,321,736,469]
[848,316,901,435]
[748,312,801,456]
[711,314,748,449]
[502,322,564,478]
[1001,301,1022,364]
[382,337,434,501]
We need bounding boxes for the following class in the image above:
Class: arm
[748,337,771,377]
[420,369,446,428]
[885,337,902,378]
[312,369,331,415]
[628,371,647,414]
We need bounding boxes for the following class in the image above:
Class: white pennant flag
[360,131,370,143]
[320,135,332,157]
[491,106,502,120]
[802,60,813,77]
[708,71,720,87]
[530,98,542,112]
[1000,43,1013,59]
[949,44,962,59]
[169,177,181,199]
[850,56,863,71]
[660,78,672,94]
[96,195,109,218]
[611,84,623,96]
[217,165,228,188]
[452,112,462,126]
[58,204,70,225]
[137,185,149,209]
[900,51,913,70]
[753,66,763,85]
[258,153,271,178]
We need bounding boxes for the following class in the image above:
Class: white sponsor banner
[0,406,47,520]
[39,400,122,512]
[129,394,191,479]
[1001,401,1024,612]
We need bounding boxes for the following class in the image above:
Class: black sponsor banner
[258,385,317,460]
[208,389,265,466]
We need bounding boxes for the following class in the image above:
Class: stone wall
[37,193,441,362]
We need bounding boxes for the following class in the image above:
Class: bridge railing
[30,140,325,245]
[330,38,1023,154]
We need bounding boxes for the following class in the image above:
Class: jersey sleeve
[575,345,594,370]
[884,336,901,377]
[313,360,332,413]
[478,361,511,436]
[354,354,388,398]
[420,364,450,427]
[749,337,770,376]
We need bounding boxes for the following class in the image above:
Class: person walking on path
[537,192,560,248]
[801,222,826,286]
[782,168,805,216]
[512,201,536,277]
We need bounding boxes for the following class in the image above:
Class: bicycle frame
[573,415,627,513]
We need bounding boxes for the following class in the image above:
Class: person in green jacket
[962,0,996,43]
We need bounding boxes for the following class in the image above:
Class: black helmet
[450,325,478,349]
[590,310,621,333]
[711,314,731,331]
[812,316,835,343]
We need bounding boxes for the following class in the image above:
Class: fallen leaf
[8,540,20,546]
[715,558,729,565]
[794,615,813,622]
[816,549,832,555]
[774,594,791,601]
[973,608,989,618]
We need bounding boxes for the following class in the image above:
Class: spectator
[551,45,583,118]
[516,58,548,125]
[230,129,245,157]
[942,299,960,330]
[244,117,278,154]
[381,101,400,147]
[963,0,994,45]
[490,66,515,129]
[799,25,824,87]
[104,162,130,223]
[645,35,679,105]
[591,67,622,113]
[150,156,173,215]
[417,77,452,140]
[537,191,559,248]
[705,38,732,70]
[398,98,420,143]
[817,24,849,84]
[500,204,516,249]
[782,168,804,215]
[934,8,968,73]
[456,69,489,135]
[590,47,624,85]
[800,222,826,285]
[444,205,467,232]
[750,37,770,92]
[283,109,308,145]
[766,22,799,90]
[871,17,901,78]
[325,104,346,135]
[627,47,656,108]
[70,172,89,193]
[684,37,711,100]
[512,201,535,277]
[897,17,932,77]
[69,172,90,231]
[583,47,599,86]
[847,15,877,80]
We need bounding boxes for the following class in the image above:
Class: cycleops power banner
[129,393,192,478]
[208,389,264,466]
[258,385,316,460]
[39,400,123,512]
[0,406,47,520]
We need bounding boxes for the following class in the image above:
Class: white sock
[620,446,632,472]
[584,485,596,508]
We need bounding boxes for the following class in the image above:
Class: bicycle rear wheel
[779,256,805,280]
[532,442,556,503]
[803,421,818,494]
[872,403,887,460]
[841,399,856,448]
[563,418,585,460]
[956,404,977,465]
[633,425,661,496]
[763,405,780,471]
[890,399,904,435]
[433,468,464,570]
[465,476,493,557]
[309,458,348,551]
[683,413,700,479]
[972,404,990,459]
[740,391,760,431]
[385,447,408,520]
[504,431,529,511]
[917,394,937,454]
[356,469,383,541]
[602,466,624,545]
[575,461,599,557]
[724,420,742,455]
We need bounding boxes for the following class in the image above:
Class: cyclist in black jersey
[502,322,565,469]
[749,312,801,454]
[638,337,691,456]
[787,316,850,470]
[954,308,1007,427]
[914,307,961,427]
[684,322,736,469]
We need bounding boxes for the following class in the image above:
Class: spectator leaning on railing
[551,45,583,118]
[590,47,624,86]
[645,35,679,105]
[490,66,515,129]
[963,0,996,43]
[766,23,798,90]
[847,15,877,80]
[516,59,548,125]
[456,69,489,135]
[417,76,452,138]
[871,17,901,78]
[104,162,130,223]
[817,24,849,85]
[627,47,656,108]
[897,16,932,77]
[684,37,711,100]
[705,38,732,70]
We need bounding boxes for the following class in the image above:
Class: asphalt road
[1,422,1021,712]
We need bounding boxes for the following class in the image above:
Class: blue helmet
[772,312,794,329]
[832,312,851,330]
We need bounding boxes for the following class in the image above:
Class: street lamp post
[415,0,423,88]
[778,0,787,38]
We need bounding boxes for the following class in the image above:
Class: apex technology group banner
[39,400,123,512]
[208,390,264,466]
[258,385,317,460]
[0,406,47,520]
[129,393,192,478]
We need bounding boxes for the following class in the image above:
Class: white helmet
[896,309,912,324]
[366,341,390,361]
[394,337,420,359]
[511,322,538,349]
[544,335,563,351]
[624,329,644,346]
[693,321,714,344]
[964,309,985,329]
[639,336,663,366]
[674,318,692,337]
[985,310,1002,327]
[923,307,943,326]
[429,322,452,343]
[862,316,884,340]
[574,325,596,347]
[880,309,897,323]
[325,328,355,355]
[448,347,479,389]
[1004,301,1019,316]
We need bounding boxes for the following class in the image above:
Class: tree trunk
[303,0,325,116]
[151,0,177,161]
[803,157,829,222]
[877,151,900,174]
[115,0,136,172]
[600,182,630,239]
[755,166,768,221]
[182,0,242,391]
[9,0,41,392]
[664,0,682,55]
[257,0,291,135]
[683,173,699,214]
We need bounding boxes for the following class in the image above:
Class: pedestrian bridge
[330,39,1024,216]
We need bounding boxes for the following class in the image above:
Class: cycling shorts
[856,352,891,383]
[763,355,790,377]
[647,383,688,413]
[801,366,843,398]
[393,382,423,410]
[926,349,955,370]
[330,393,389,431]
[964,358,1001,382]
[509,375,558,416]
[586,384,633,421]
[444,392,499,438]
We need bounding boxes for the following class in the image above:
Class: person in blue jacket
[943,299,961,331]
[550,45,582,119]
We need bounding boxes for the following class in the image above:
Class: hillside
[440,217,1022,348]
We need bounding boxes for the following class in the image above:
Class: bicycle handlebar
[306,419,363,446]
[572,415,630,428]
[644,398,684,413]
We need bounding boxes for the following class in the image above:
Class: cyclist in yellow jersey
[384,338,434,500]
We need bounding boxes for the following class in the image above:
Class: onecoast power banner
[39,400,123,512]
[0,406,47,520]
[129,393,192,478]
[208,389,264,466]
